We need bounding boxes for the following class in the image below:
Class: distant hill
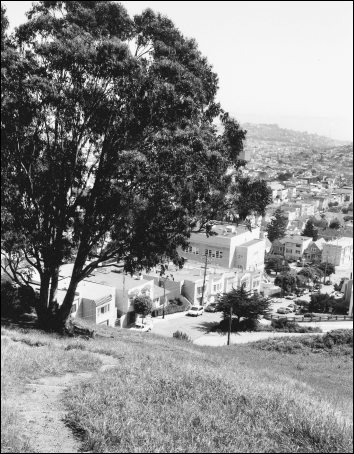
[241,123,351,149]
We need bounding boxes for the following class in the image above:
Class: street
[151,311,222,341]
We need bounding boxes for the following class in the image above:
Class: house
[303,238,326,263]
[322,238,353,266]
[179,224,265,271]
[85,269,155,328]
[268,182,287,202]
[27,264,118,327]
[270,235,313,261]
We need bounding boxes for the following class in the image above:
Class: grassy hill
[1,320,353,453]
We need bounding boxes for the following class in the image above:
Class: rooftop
[85,270,151,291]
[237,239,264,248]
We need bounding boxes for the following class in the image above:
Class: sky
[2,1,353,141]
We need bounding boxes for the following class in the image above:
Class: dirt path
[13,352,120,453]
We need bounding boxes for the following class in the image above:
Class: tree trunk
[48,267,59,311]
[35,271,52,329]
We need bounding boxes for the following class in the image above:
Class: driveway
[151,311,222,341]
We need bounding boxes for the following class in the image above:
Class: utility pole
[323,253,329,285]
[163,280,166,319]
[200,254,209,306]
[227,305,233,346]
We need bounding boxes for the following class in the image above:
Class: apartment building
[271,235,313,260]
[322,238,353,266]
[180,224,265,272]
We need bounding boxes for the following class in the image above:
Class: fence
[268,314,353,323]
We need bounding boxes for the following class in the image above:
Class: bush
[173,331,191,342]
[155,299,190,316]
[322,330,353,348]
[252,330,353,355]
[238,318,260,332]
[1,280,38,318]
[270,318,322,333]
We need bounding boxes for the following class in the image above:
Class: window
[213,285,216,292]
[70,304,77,314]
[97,304,110,317]
[295,244,301,248]
[215,251,223,259]
[196,286,205,294]
[295,250,301,254]
[286,248,292,253]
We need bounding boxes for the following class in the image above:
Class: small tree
[329,219,341,230]
[216,284,271,330]
[301,220,318,241]
[317,262,336,279]
[274,272,297,294]
[133,295,152,323]
[265,256,289,275]
[266,208,288,243]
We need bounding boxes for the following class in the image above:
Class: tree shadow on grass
[1,313,39,331]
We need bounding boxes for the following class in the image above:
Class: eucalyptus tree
[2,2,268,330]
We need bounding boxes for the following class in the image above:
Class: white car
[130,322,153,332]
[187,306,204,317]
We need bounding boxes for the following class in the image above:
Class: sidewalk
[152,311,189,323]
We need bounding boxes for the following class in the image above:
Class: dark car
[205,303,217,313]
[325,280,333,285]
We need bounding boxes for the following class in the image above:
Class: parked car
[277,308,287,314]
[285,294,296,300]
[325,280,333,285]
[284,307,294,313]
[287,303,295,308]
[205,303,217,313]
[130,322,153,332]
[187,306,204,317]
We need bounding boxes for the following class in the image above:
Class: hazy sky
[2,1,353,141]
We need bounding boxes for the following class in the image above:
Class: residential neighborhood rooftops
[85,270,151,291]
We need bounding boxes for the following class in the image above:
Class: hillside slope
[1,322,353,453]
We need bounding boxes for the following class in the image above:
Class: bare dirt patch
[10,350,119,453]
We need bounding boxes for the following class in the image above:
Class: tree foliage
[329,219,341,230]
[297,266,323,284]
[309,293,336,313]
[1,2,268,330]
[317,262,336,277]
[274,272,298,292]
[265,256,289,275]
[266,208,287,243]
[133,295,152,320]
[301,220,318,241]
[216,284,271,327]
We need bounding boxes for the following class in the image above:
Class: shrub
[172,331,191,342]
[270,318,322,333]
[238,318,260,332]
[1,280,38,318]
[322,330,353,348]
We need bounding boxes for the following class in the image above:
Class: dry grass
[1,323,353,453]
